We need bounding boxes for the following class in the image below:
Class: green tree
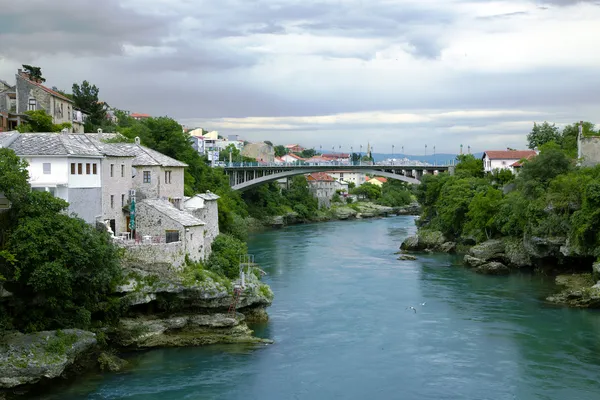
[206,234,248,279]
[560,121,596,157]
[527,121,561,150]
[465,186,503,241]
[455,154,484,178]
[517,142,572,197]
[351,182,382,200]
[72,81,108,130]
[274,145,287,157]
[377,180,412,207]
[17,110,72,133]
[300,148,316,158]
[22,64,45,82]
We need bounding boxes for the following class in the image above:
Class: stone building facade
[307,172,338,208]
[579,136,600,167]
[184,191,220,257]
[135,198,206,264]
[15,69,84,133]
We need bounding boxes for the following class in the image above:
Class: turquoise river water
[41,216,600,399]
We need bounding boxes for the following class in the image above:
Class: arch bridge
[222,163,452,191]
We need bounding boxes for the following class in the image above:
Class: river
[42,216,600,400]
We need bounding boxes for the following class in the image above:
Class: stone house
[87,137,136,235]
[14,69,84,133]
[0,80,19,132]
[307,172,338,208]
[116,137,187,209]
[134,198,206,265]
[184,191,220,257]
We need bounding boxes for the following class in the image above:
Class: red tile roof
[372,177,387,183]
[307,172,335,181]
[321,153,350,159]
[131,113,151,118]
[483,150,536,160]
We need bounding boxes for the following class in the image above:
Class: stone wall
[67,187,102,224]
[580,136,600,167]
[241,142,275,162]
[308,181,336,208]
[132,165,162,199]
[122,242,187,271]
[188,200,219,258]
[159,166,185,203]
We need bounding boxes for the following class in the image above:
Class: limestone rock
[397,255,417,261]
[503,238,531,268]
[593,262,600,281]
[439,242,456,253]
[546,274,600,308]
[400,235,420,251]
[333,207,357,220]
[469,239,505,261]
[243,307,269,323]
[475,261,510,275]
[464,255,485,268]
[523,236,565,259]
[418,230,447,250]
[395,202,421,216]
[97,352,128,372]
[0,329,96,389]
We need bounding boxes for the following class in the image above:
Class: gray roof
[116,143,188,167]
[141,199,205,227]
[197,191,220,201]
[0,131,19,148]
[85,136,134,158]
[8,133,104,157]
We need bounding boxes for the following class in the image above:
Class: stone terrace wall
[121,242,186,271]
[580,136,600,167]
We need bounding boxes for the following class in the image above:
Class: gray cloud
[0,0,171,57]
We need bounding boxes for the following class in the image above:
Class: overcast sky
[1,0,599,154]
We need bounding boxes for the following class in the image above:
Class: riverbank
[0,261,273,398]
[249,201,420,230]
[400,228,600,308]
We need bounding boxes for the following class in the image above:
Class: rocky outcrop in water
[113,267,273,348]
[546,274,600,308]
[400,230,456,254]
[0,330,96,390]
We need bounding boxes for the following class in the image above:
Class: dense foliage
[205,234,248,279]
[416,121,600,258]
[0,149,122,332]
[17,110,72,133]
[243,176,319,221]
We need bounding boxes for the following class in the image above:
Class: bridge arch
[230,168,421,191]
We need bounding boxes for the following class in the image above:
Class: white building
[326,170,367,186]
[482,150,537,173]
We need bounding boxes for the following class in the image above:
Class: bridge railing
[219,161,453,168]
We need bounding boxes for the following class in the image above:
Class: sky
[1,0,600,154]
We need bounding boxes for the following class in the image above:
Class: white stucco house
[326,171,367,186]
[482,150,537,173]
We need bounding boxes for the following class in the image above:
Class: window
[93,164,97,175]
[71,163,76,174]
[77,163,82,174]
[121,194,125,207]
[121,164,124,178]
[110,164,114,177]
[165,170,172,184]
[28,98,36,111]
[110,195,114,209]
[143,171,151,183]
[86,163,91,174]
[43,163,51,174]
[165,230,180,243]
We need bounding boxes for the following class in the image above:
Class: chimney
[135,136,141,145]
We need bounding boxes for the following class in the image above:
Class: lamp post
[433,145,436,166]
[392,144,395,165]
[360,144,363,166]
[351,146,354,165]
[402,146,404,158]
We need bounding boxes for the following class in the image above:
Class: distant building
[482,150,537,173]
[307,172,337,208]
[280,153,304,163]
[367,177,387,187]
[326,171,367,186]
[285,144,304,153]
[242,142,274,162]
[130,113,151,120]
